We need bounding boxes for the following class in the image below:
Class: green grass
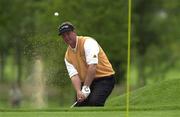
[1,110,180,117]
[0,112,120,117]
[106,79,180,110]
[0,108,121,117]
[1,79,180,117]
[129,110,180,117]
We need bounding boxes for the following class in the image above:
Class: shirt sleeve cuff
[86,58,98,64]
[69,72,78,78]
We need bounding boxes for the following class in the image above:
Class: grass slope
[106,79,180,109]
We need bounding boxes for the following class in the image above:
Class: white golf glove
[81,85,91,98]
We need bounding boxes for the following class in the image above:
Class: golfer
[58,21,115,106]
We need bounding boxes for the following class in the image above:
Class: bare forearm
[71,75,81,92]
[84,64,97,86]
[71,74,86,102]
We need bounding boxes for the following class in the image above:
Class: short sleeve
[84,38,99,65]
[64,58,78,78]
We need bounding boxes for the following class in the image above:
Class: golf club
[70,101,77,108]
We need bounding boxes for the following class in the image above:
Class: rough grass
[106,79,180,110]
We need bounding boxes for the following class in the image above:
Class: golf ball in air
[54,12,59,16]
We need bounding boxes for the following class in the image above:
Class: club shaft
[70,101,77,108]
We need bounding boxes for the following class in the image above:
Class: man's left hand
[81,85,91,98]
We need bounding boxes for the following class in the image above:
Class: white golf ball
[54,12,59,16]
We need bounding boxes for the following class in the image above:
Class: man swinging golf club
[58,21,115,107]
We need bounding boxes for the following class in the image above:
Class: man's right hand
[77,90,86,102]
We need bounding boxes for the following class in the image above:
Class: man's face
[61,31,76,46]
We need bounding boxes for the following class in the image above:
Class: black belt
[93,74,114,82]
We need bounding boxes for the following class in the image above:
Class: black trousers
[75,75,115,106]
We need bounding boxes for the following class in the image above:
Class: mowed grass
[1,79,180,117]
[106,78,180,109]
[129,110,180,117]
[0,108,121,117]
[1,110,180,117]
[0,111,120,117]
